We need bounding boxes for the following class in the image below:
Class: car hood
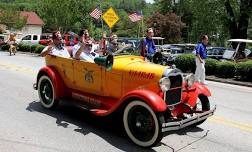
[112,55,167,79]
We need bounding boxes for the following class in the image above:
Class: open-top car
[34,51,216,147]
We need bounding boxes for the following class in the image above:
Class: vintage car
[33,52,216,147]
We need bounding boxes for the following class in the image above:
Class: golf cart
[223,39,252,61]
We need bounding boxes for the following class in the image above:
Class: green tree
[37,0,98,33]
[225,0,252,57]
[0,8,27,30]
[147,12,185,43]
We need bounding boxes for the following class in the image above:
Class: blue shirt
[196,42,207,59]
[143,37,156,56]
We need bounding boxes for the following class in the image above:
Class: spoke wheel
[38,75,58,109]
[123,100,164,147]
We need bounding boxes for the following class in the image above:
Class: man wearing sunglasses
[41,31,70,58]
[72,29,99,62]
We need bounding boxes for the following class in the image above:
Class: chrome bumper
[162,105,216,132]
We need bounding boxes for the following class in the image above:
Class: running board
[162,105,216,132]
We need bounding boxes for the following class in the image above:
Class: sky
[145,0,154,4]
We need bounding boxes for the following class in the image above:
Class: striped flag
[128,12,143,22]
[90,7,102,20]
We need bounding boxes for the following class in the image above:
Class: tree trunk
[225,0,238,49]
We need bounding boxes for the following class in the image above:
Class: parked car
[20,34,50,45]
[0,34,8,46]
[63,32,79,46]
[33,51,216,147]
[39,34,51,46]
[207,47,226,60]
[159,44,196,65]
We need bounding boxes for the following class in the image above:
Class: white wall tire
[123,100,163,147]
[38,75,58,109]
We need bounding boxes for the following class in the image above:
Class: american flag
[128,12,143,22]
[89,7,102,20]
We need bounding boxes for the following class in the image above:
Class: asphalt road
[0,51,252,152]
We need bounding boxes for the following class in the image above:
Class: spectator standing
[195,35,209,85]
[140,28,156,60]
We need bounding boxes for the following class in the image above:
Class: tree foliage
[147,12,185,43]
[0,8,27,30]
[224,0,252,54]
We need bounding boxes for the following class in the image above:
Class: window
[22,35,31,40]
[40,35,48,40]
[33,35,38,40]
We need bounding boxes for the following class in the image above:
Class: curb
[18,51,40,56]
[206,76,252,88]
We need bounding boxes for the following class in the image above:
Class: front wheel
[38,75,58,109]
[191,95,210,126]
[123,100,164,147]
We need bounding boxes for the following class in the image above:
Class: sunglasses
[86,44,92,48]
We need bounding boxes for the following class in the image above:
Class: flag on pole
[128,12,143,22]
[90,7,102,20]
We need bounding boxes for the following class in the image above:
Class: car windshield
[111,38,141,56]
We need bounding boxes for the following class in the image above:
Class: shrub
[216,61,236,78]
[236,60,252,81]
[174,54,196,73]
[18,44,31,52]
[17,43,23,51]
[31,44,40,53]
[205,58,219,75]
[1,44,10,50]
[35,45,45,54]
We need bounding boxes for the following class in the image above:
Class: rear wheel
[123,100,164,147]
[38,75,58,109]
[191,95,210,126]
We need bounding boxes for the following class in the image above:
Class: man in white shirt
[72,29,99,62]
[41,31,70,58]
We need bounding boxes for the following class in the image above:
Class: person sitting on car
[72,29,99,62]
[140,28,157,60]
[41,31,70,58]
[107,34,118,53]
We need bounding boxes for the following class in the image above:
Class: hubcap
[40,79,53,105]
[128,106,155,142]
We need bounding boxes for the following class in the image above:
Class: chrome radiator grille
[165,74,183,106]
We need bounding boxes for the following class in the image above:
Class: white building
[0,11,44,37]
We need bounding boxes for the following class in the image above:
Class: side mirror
[94,54,114,71]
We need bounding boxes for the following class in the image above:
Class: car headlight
[184,73,195,87]
[159,77,171,92]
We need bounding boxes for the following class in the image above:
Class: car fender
[37,66,66,99]
[183,82,211,108]
[120,89,167,112]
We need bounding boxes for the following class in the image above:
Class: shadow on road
[26,100,156,152]
[26,100,208,152]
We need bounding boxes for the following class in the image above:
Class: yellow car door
[73,60,103,95]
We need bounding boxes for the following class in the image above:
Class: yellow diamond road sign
[102,7,119,29]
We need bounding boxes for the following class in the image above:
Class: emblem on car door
[84,68,94,83]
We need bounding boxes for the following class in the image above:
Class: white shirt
[42,45,70,58]
[72,43,99,62]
